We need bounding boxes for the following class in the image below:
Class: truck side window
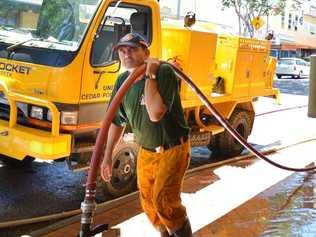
[91,3,151,67]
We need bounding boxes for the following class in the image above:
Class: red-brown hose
[87,61,315,196]
[169,62,316,172]
[80,61,314,236]
[84,64,146,199]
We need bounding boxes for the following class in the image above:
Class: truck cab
[0,0,159,157]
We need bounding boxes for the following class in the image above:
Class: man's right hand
[100,123,125,182]
[100,156,112,182]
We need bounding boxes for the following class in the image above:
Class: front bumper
[0,119,71,160]
[0,80,71,160]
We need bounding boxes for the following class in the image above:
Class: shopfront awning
[294,32,316,48]
[274,29,316,49]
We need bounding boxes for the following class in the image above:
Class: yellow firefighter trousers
[137,140,190,232]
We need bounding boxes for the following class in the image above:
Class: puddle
[260,172,316,237]
[194,172,316,237]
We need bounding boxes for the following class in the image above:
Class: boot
[173,218,193,237]
[159,226,174,237]
[160,230,173,237]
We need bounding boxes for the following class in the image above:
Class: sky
[159,0,238,27]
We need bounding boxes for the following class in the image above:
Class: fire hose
[79,62,316,236]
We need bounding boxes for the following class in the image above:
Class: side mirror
[184,11,196,27]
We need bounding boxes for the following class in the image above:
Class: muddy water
[260,172,316,237]
[194,172,316,237]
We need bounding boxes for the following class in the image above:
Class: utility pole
[266,0,269,33]
[266,15,269,33]
[177,0,181,19]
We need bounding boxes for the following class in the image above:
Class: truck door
[249,52,269,96]
[234,52,252,96]
[79,1,158,197]
[80,1,154,111]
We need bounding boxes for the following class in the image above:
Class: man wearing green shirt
[101,33,192,237]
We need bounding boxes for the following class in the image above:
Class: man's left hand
[145,58,160,77]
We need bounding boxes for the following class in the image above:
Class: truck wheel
[213,109,253,158]
[100,142,139,198]
[276,74,282,79]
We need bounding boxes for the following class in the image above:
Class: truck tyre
[100,141,139,198]
[213,109,253,158]
[276,74,282,79]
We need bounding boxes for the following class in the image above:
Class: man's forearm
[144,79,167,122]
[104,123,125,157]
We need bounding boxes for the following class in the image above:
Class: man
[101,32,192,237]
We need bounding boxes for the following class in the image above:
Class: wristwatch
[145,73,156,80]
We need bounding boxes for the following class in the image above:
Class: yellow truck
[0,0,278,196]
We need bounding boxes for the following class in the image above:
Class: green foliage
[0,1,39,27]
[37,0,77,39]
[221,0,286,37]
[0,0,78,39]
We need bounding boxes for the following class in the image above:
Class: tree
[0,2,39,27]
[221,0,286,37]
[37,0,78,40]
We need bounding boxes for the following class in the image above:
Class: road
[0,77,314,236]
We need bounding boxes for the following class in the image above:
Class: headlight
[61,111,78,125]
[30,106,43,120]
[47,110,52,122]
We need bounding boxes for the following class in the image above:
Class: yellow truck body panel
[161,23,217,104]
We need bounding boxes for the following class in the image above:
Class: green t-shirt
[111,64,189,150]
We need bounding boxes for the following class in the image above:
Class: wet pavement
[38,163,316,237]
[274,77,309,96]
[111,138,316,237]
[261,172,316,237]
[0,161,87,222]
[196,171,316,237]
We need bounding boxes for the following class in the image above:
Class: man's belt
[142,135,188,153]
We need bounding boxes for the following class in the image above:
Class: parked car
[276,58,310,79]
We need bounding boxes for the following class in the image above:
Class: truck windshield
[0,0,101,51]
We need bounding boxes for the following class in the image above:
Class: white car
[276,58,310,79]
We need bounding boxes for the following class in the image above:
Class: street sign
[252,16,265,30]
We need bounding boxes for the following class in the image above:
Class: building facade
[268,0,316,59]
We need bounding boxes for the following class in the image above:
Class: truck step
[201,124,225,135]
[207,124,225,136]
